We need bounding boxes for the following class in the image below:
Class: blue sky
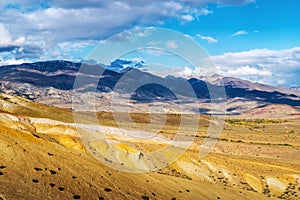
[0,0,299,87]
[168,0,300,55]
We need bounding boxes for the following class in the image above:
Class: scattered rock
[104,188,112,192]
[58,187,64,191]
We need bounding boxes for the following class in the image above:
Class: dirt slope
[0,111,270,200]
[1,93,300,199]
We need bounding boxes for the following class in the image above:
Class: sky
[0,0,299,87]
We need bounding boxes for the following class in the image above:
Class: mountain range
[0,60,299,116]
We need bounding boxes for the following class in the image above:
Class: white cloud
[0,0,255,9]
[225,65,272,76]
[0,23,25,47]
[0,1,254,42]
[58,40,97,52]
[211,47,300,86]
[212,47,300,69]
[196,34,218,44]
[130,57,145,63]
[181,67,194,77]
[165,41,178,49]
[277,79,287,85]
[231,30,248,37]
[181,15,194,22]
[0,57,31,66]
[0,0,255,61]
[174,66,216,78]
[198,8,213,16]
[138,48,169,56]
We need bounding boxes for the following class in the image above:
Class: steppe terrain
[0,93,300,199]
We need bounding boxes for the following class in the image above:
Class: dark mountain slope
[0,60,299,112]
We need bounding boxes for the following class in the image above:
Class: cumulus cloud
[58,40,97,52]
[196,34,218,44]
[0,57,31,66]
[225,65,272,76]
[231,30,248,37]
[165,41,178,49]
[138,48,170,56]
[0,23,25,49]
[211,47,300,86]
[0,0,255,62]
[277,79,287,85]
[14,45,44,59]
[0,0,255,42]
[173,47,300,86]
[173,66,218,79]
[181,15,194,22]
[197,8,213,16]
[211,47,300,69]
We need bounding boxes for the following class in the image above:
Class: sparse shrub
[32,179,39,183]
[73,195,81,199]
[141,196,149,200]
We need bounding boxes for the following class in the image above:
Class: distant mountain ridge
[0,60,299,115]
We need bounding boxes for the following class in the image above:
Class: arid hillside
[0,93,300,199]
